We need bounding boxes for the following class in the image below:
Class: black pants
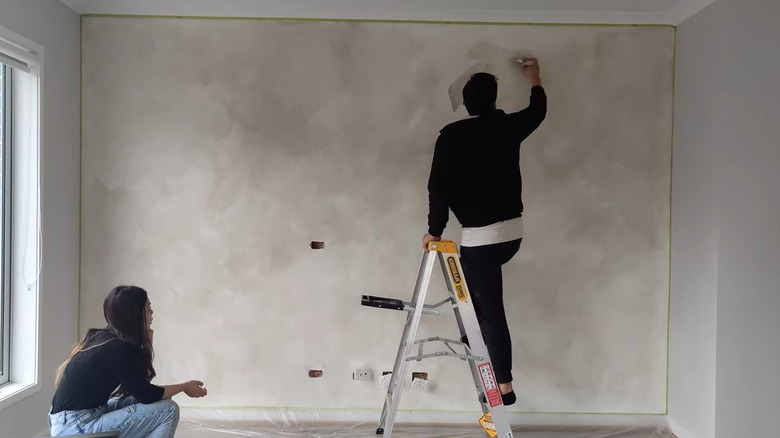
[460,238,522,384]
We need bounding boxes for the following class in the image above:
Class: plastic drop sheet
[177,409,673,438]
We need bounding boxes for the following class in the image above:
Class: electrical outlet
[353,368,373,381]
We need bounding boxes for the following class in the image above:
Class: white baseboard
[668,417,699,438]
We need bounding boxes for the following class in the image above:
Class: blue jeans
[48,397,179,438]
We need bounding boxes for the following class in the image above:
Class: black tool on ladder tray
[362,240,513,438]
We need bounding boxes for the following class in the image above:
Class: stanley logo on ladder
[361,240,514,438]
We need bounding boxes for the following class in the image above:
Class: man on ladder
[422,57,547,407]
[363,57,547,438]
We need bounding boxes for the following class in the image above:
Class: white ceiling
[58,0,716,25]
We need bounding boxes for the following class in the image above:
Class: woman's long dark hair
[55,285,156,398]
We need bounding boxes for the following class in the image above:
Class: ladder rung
[404,337,485,362]
[361,295,405,311]
[405,350,484,362]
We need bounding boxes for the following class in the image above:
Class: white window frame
[0,24,42,410]
[1,62,11,387]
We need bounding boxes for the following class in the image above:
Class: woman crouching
[49,285,207,437]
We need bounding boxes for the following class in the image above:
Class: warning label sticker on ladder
[478,363,502,407]
[479,412,497,437]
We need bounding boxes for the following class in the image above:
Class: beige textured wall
[81,17,673,414]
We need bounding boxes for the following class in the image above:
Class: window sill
[0,381,40,410]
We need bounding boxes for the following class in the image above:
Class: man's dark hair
[462,72,498,116]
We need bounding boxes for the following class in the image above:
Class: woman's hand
[162,380,208,399]
[183,380,208,398]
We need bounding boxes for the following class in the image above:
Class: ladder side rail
[377,251,438,437]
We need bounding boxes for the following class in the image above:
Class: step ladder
[361,240,514,438]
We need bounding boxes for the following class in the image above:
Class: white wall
[711,0,780,436]
[668,3,722,437]
[671,0,780,437]
[0,1,81,437]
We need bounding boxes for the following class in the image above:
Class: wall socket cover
[353,368,373,381]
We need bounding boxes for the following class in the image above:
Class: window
[0,25,41,406]
[0,62,9,386]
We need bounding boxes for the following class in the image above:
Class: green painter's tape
[78,14,677,413]
[664,27,678,416]
[82,14,675,28]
